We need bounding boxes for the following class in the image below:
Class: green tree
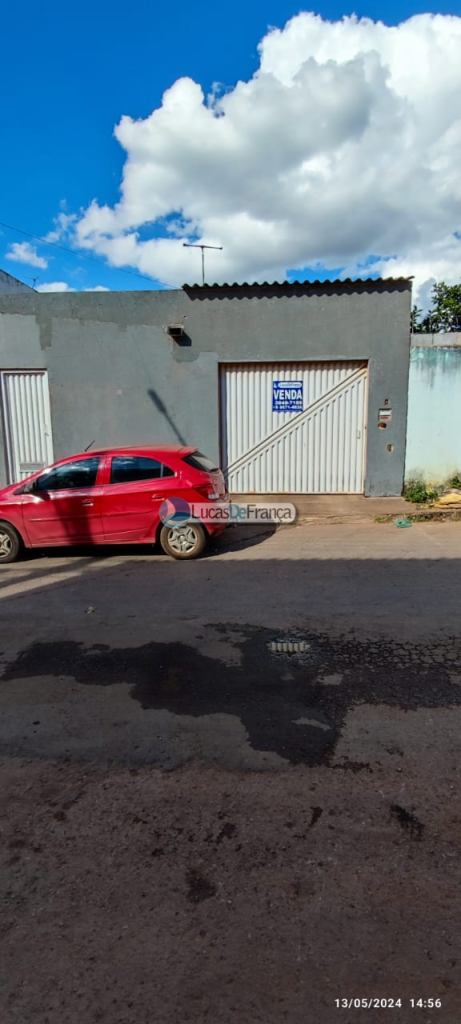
[420,281,461,333]
[411,304,423,332]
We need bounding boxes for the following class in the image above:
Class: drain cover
[268,638,310,654]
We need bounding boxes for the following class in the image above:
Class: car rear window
[183,451,219,473]
[110,456,175,484]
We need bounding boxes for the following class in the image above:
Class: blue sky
[1,0,461,295]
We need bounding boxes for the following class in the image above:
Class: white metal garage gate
[0,371,54,483]
[220,361,368,493]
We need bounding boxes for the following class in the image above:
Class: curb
[375,508,461,524]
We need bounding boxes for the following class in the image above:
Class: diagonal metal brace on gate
[227,365,367,475]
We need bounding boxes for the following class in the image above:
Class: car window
[183,451,219,473]
[110,456,175,485]
[35,457,100,492]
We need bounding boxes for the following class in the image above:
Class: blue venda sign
[272,380,303,413]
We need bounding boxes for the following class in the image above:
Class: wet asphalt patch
[2,626,461,766]
[390,804,425,840]
[186,868,217,904]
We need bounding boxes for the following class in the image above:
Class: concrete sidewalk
[231,493,410,523]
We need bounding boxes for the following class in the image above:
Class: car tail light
[195,485,220,500]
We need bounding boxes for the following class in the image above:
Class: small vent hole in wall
[387,444,393,452]
[378,422,387,429]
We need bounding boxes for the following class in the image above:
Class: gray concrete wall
[411,332,461,348]
[0,269,34,294]
[0,280,411,495]
[406,336,461,483]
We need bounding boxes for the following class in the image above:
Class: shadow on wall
[147,388,187,445]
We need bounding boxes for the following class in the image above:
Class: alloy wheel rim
[0,531,13,558]
[168,526,198,555]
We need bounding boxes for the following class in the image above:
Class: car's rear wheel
[159,522,207,560]
[0,522,22,564]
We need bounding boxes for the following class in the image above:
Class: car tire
[159,522,207,560]
[0,522,22,564]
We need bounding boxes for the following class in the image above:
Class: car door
[21,456,104,546]
[100,455,176,542]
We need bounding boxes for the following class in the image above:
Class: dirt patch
[376,509,461,524]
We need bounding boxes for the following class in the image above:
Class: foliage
[404,480,440,504]
[412,281,461,333]
[448,473,461,489]
[410,304,423,331]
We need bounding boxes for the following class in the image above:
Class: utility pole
[183,243,223,285]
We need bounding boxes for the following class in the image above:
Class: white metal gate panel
[1,371,54,482]
[220,361,367,493]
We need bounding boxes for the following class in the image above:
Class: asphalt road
[1,521,461,1023]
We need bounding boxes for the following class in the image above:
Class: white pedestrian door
[220,361,368,493]
[1,371,54,483]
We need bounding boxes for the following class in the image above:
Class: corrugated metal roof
[183,277,412,290]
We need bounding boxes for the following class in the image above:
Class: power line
[0,219,157,285]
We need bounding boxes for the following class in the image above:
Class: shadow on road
[1,534,461,767]
[0,522,277,572]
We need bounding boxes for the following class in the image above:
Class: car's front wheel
[0,522,22,564]
[159,522,207,560]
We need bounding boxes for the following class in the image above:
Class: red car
[0,445,229,563]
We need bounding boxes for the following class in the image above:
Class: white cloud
[73,12,461,306]
[36,282,109,293]
[6,242,48,270]
[45,211,77,243]
[36,281,73,292]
